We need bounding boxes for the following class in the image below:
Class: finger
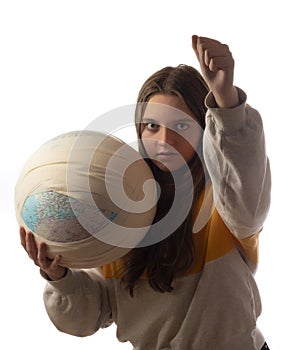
[191,35,199,59]
[19,226,27,248]
[26,231,38,262]
[50,255,62,270]
[38,242,49,269]
[203,44,231,62]
[192,35,206,65]
[196,36,222,47]
[195,37,229,67]
[206,55,234,72]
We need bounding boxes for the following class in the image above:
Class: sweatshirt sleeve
[203,87,271,238]
[43,268,113,337]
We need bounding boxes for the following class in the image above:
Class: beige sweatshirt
[43,88,271,350]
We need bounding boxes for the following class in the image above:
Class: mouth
[156,152,178,160]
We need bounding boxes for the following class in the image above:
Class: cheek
[183,128,202,149]
[140,137,157,156]
[178,131,202,160]
[179,141,195,161]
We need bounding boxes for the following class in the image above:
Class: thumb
[191,35,199,58]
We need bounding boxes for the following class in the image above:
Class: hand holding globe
[15,130,157,271]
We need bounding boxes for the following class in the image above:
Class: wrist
[41,267,68,281]
[213,86,239,108]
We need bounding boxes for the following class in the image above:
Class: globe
[15,130,157,268]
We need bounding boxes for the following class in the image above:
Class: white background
[0,0,285,349]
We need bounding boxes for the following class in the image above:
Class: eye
[176,122,189,131]
[146,122,160,131]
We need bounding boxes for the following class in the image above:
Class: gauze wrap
[15,131,157,268]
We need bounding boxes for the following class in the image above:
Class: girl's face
[141,94,202,172]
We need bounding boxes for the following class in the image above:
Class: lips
[156,152,177,160]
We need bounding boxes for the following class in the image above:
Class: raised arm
[192,35,271,238]
[203,89,271,238]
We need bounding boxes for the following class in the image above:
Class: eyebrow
[141,118,157,123]
[142,117,194,123]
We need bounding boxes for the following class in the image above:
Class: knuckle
[33,260,40,267]
[38,260,47,269]
[26,248,33,256]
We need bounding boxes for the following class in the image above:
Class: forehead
[143,94,194,123]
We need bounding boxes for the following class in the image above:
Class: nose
[157,126,176,145]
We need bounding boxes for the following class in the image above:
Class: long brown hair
[120,65,209,296]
